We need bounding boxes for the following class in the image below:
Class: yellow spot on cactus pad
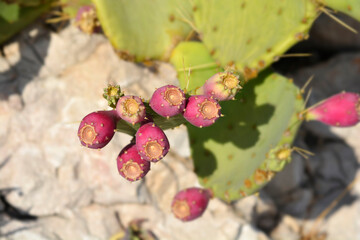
[276,148,291,160]
[244,179,252,189]
[172,200,190,219]
[243,66,258,79]
[239,190,247,197]
[254,169,267,184]
[80,124,97,145]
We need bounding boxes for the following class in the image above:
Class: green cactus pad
[185,71,303,202]
[321,0,360,21]
[170,41,221,92]
[191,0,318,79]
[0,2,19,23]
[92,0,193,61]
[170,41,303,201]
[0,2,52,44]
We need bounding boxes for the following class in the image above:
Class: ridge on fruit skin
[77,110,116,149]
[149,85,186,118]
[117,143,151,182]
[305,92,360,127]
[116,95,146,125]
[183,95,221,128]
[135,122,170,162]
[171,187,212,221]
[202,72,242,101]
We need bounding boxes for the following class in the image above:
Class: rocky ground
[0,12,360,240]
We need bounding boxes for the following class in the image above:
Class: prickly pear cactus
[92,0,193,61]
[190,71,303,201]
[171,42,303,201]
[191,0,318,79]
[73,0,360,222]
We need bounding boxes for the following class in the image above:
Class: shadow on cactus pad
[188,70,304,202]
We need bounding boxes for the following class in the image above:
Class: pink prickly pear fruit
[135,122,170,162]
[116,95,146,125]
[305,92,360,127]
[149,85,186,118]
[171,187,213,222]
[202,72,242,101]
[183,95,221,128]
[117,143,151,182]
[78,110,116,149]
[75,5,102,34]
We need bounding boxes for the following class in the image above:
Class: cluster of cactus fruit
[78,68,360,221]
[78,80,360,222]
[1,0,359,223]
[78,71,245,221]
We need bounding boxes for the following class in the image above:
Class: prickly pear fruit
[171,187,212,222]
[183,95,221,128]
[78,110,116,149]
[75,5,101,34]
[103,84,123,109]
[135,123,170,162]
[305,92,360,127]
[149,85,186,118]
[202,72,242,101]
[116,95,146,125]
[117,143,151,182]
